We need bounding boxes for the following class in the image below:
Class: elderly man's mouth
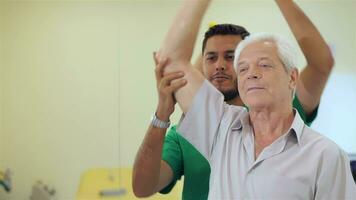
[247,87,265,92]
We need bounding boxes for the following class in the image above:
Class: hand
[153,52,187,121]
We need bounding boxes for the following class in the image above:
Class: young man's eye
[225,53,235,61]
[226,55,234,61]
[206,56,216,61]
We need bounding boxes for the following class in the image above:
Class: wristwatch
[151,113,171,129]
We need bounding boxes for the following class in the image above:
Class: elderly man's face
[236,41,297,109]
[203,35,242,100]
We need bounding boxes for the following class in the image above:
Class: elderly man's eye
[239,67,247,73]
[260,63,272,68]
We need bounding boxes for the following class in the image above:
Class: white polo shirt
[178,80,356,200]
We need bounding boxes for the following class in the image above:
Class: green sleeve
[159,125,184,194]
[293,95,319,126]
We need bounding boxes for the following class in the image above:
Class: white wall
[0,0,3,170]
[0,0,355,199]
[312,73,356,154]
[0,1,3,166]
[0,2,122,199]
[0,3,6,199]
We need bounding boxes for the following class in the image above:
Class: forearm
[132,125,167,197]
[158,0,210,70]
[157,0,210,113]
[276,0,334,73]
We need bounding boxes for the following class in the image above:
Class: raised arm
[157,0,211,113]
[193,54,204,73]
[276,0,334,114]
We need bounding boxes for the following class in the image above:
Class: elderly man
[177,33,356,199]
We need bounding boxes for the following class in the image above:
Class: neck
[226,96,244,106]
[249,106,294,140]
[249,106,294,159]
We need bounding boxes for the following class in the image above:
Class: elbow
[326,48,335,71]
[132,182,152,198]
[132,174,155,198]
[132,187,152,198]
[313,48,335,76]
[324,46,335,72]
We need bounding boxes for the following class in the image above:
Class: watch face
[152,114,170,128]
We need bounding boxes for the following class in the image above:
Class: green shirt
[160,96,318,200]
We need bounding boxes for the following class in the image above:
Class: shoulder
[301,126,344,159]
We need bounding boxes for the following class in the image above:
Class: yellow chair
[76,168,182,200]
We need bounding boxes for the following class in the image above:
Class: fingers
[160,71,185,87]
[154,57,169,84]
[153,54,186,94]
[159,72,186,95]
[168,78,187,93]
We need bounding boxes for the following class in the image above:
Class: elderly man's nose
[248,70,261,79]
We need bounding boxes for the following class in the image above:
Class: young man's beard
[222,88,239,101]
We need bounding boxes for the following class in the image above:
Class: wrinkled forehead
[237,41,279,62]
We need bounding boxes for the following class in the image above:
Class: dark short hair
[202,24,250,54]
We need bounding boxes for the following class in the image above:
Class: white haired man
[178,33,356,199]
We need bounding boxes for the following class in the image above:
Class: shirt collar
[289,108,305,145]
[231,108,305,145]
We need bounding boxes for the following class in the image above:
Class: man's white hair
[234,32,298,73]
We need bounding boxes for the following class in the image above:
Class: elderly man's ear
[289,68,299,90]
